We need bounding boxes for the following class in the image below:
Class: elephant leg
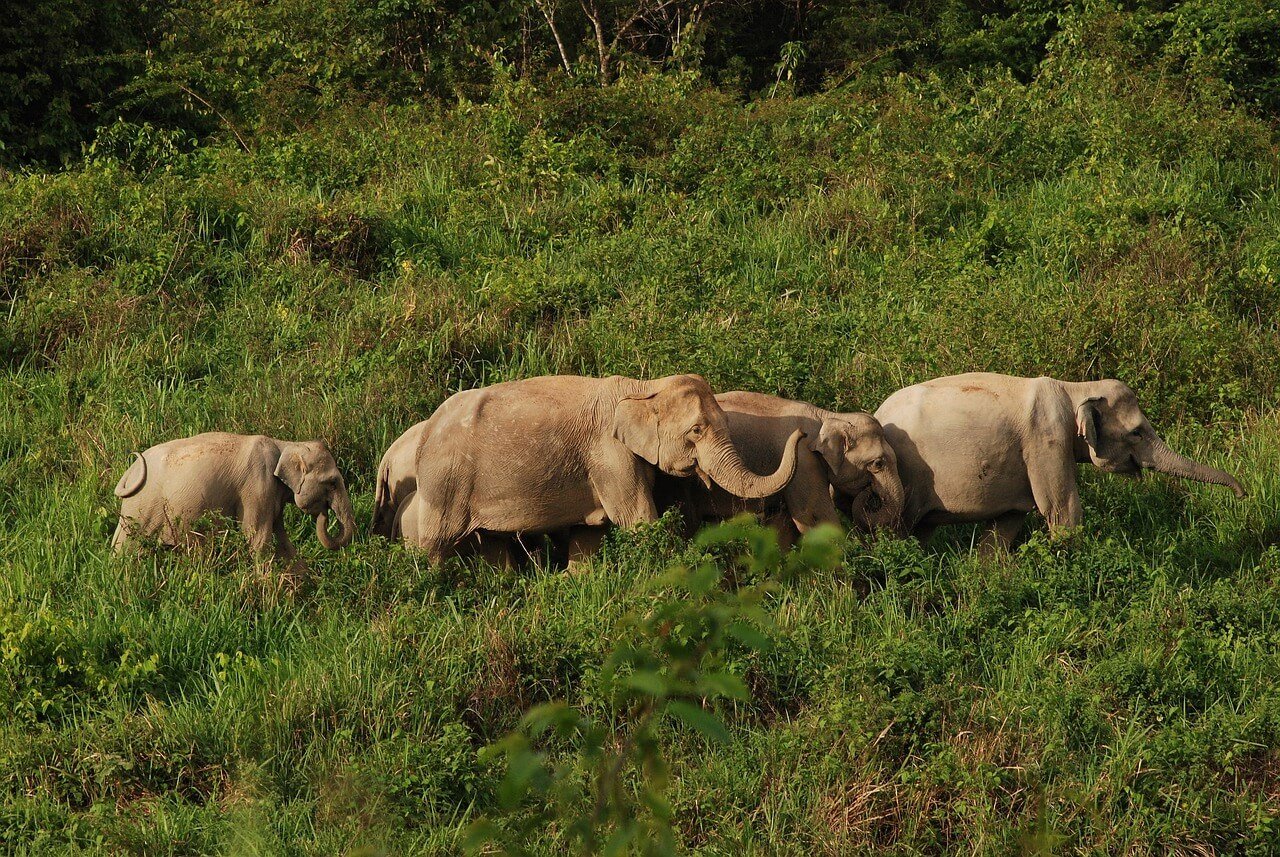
[596,459,658,528]
[472,532,515,570]
[912,522,937,545]
[111,520,131,553]
[765,510,800,551]
[1027,451,1082,534]
[159,508,187,548]
[243,509,292,562]
[271,519,297,563]
[978,512,1025,557]
[412,469,473,564]
[393,493,418,544]
[271,518,311,580]
[415,524,457,565]
[508,532,545,566]
[414,499,467,565]
[785,453,841,535]
[566,526,606,570]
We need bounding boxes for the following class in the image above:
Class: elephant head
[1073,381,1245,497]
[816,413,906,534]
[274,440,357,548]
[614,374,801,499]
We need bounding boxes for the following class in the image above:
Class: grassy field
[4,24,1280,854]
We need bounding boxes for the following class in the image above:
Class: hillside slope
[3,36,1280,854]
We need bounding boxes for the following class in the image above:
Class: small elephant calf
[662,391,907,546]
[112,432,356,560]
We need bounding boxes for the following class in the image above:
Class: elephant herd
[111,372,1246,564]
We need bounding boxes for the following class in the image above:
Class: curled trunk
[1147,437,1245,498]
[317,490,357,549]
[698,428,802,500]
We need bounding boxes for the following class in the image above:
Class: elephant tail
[114,453,147,498]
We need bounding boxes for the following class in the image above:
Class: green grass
[4,45,1280,854]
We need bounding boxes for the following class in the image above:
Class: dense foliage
[4,0,1280,852]
[4,0,1280,165]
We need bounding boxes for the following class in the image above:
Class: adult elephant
[112,432,356,560]
[373,420,542,566]
[875,373,1246,551]
[409,374,803,563]
[371,419,428,539]
[667,391,906,544]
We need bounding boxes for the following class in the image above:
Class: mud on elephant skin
[112,432,356,561]
[406,374,804,563]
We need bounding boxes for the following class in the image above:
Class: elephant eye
[1130,428,1143,438]
[689,424,704,437]
[869,457,884,472]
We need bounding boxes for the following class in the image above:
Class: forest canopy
[2,0,1278,166]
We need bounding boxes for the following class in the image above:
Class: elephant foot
[284,557,311,588]
[564,526,605,571]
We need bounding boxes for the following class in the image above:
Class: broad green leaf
[685,563,721,595]
[602,822,638,857]
[697,671,749,700]
[521,701,579,737]
[462,818,501,854]
[497,745,544,808]
[623,669,669,697]
[665,699,730,742]
[726,620,772,652]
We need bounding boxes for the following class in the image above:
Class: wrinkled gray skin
[410,374,803,563]
[371,419,429,539]
[875,373,1246,551]
[667,391,906,545]
[394,489,518,566]
[373,420,524,565]
[112,432,356,560]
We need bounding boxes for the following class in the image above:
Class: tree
[531,0,720,80]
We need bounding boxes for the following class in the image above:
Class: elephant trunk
[864,468,907,535]
[317,489,357,549]
[1147,437,1245,498]
[697,428,802,500]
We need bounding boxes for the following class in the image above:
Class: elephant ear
[274,448,308,494]
[815,419,851,474]
[1075,397,1104,450]
[614,393,660,466]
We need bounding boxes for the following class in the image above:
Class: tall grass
[2,39,1280,853]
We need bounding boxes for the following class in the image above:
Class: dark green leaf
[665,699,730,742]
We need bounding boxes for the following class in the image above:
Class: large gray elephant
[875,373,1246,551]
[409,374,803,563]
[112,432,356,560]
[665,391,906,544]
[372,420,536,566]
